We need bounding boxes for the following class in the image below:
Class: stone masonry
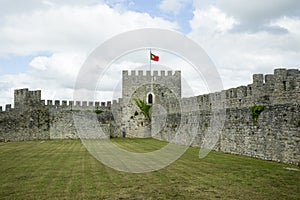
[0,68,299,165]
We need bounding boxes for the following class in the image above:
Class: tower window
[148,93,153,104]
[283,81,286,91]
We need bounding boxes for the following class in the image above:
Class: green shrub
[95,109,104,114]
[134,98,152,121]
[251,105,265,125]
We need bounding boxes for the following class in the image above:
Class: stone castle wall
[0,68,299,165]
[0,93,121,141]
[0,105,50,141]
[152,68,300,165]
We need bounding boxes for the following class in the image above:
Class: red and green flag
[150,51,159,62]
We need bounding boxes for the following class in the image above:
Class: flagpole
[150,48,153,93]
[150,48,152,75]
[149,48,152,135]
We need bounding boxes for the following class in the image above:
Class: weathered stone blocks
[0,68,299,165]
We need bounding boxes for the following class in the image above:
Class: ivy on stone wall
[95,109,104,114]
[251,105,265,125]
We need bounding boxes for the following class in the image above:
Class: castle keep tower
[121,70,181,137]
[122,70,181,102]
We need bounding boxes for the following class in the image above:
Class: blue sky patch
[0,52,52,75]
[105,0,194,33]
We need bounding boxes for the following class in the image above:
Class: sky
[0,0,299,107]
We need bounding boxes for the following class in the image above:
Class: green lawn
[0,138,299,199]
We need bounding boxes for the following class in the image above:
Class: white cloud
[29,52,85,89]
[188,6,300,90]
[29,57,49,70]
[190,6,238,34]
[0,2,179,106]
[0,3,178,56]
[216,0,300,20]
[272,16,300,35]
[159,0,192,15]
[1,1,299,109]
[215,0,300,32]
[0,52,86,107]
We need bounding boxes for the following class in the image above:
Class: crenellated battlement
[42,99,121,111]
[178,68,300,112]
[0,67,299,165]
[123,70,181,77]
[3,88,121,113]
[250,68,299,92]
[2,68,299,114]
[0,104,13,112]
[122,70,182,105]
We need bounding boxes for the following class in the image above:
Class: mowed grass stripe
[1,140,83,199]
[111,138,167,153]
[0,138,299,199]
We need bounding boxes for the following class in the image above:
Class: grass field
[0,138,299,199]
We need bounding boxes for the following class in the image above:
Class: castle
[0,68,299,165]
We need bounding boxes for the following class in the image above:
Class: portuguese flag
[150,51,159,62]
